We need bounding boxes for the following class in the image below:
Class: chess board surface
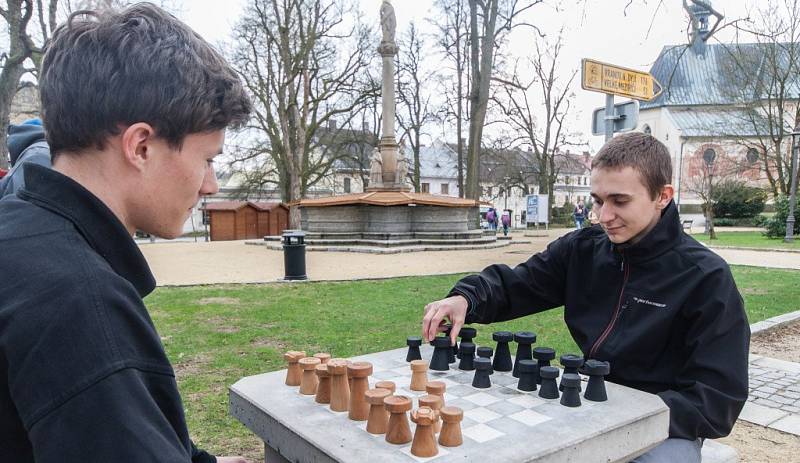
[230,345,669,463]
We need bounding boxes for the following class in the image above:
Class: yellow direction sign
[581,58,662,102]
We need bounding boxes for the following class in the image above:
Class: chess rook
[410,407,438,457]
[560,373,582,407]
[559,354,584,391]
[384,395,413,444]
[406,336,422,362]
[438,406,464,447]
[348,362,373,421]
[327,360,350,412]
[458,342,476,370]
[532,347,556,384]
[283,351,306,386]
[492,331,514,372]
[375,380,396,395]
[472,357,492,388]
[313,352,331,364]
[298,357,321,395]
[512,331,536,378]
[418,394,443,433]
[477,346,494,375]
[583,359,611,402]
[516,359,537,392]
[457,327,477,358]
[538,365,560,399]
[365,388,392,434]
[430,336,451,371]
[425,380,446,407]
[409,359,429,391]
[314,363,331,404]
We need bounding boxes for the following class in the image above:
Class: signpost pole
[604,93,614,142]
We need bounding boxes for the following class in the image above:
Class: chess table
[229,345,669,463]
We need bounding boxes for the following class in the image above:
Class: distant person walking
[574,202,586,230]
[486,207,497,230]
[501,209,511,236]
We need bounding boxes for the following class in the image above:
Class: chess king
[422,132,749,463]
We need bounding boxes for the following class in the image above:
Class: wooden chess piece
[375,380,396,394]
[418,394,443,433]
[438,406,464,447]
[348,362,373,421]
[410,407,438,457]
[410,360,428,391]
[365,388,392,434]
[426,380,446,407]
[299,357,321,395]
[328,360,350,412]
[314,363,331,404]
[284,350,306,386]
[313,352,331,364]
[384,395,413,444]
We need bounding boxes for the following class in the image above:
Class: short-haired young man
[421,133,750,462]
[0,4,252,462]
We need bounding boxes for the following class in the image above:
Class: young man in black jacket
[0,4,253,462]
[422,132,750,463]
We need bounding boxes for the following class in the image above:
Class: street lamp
[703,148,716,239]
[785,125,800,242]
[503,175,511,211]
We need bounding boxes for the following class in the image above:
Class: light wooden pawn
[327,360,350,412]
[426,380,446,406]
[365,388,392,434]
[347,362,373,421]
[298,357,321,395]
[410,360,429,391]
[284,351,306,386]
[375,381,396,394]
[438,406,464,447]
[313,352,331,364]
[314,363,331,404]
[418,394,443,433]
[410,407,439,458]
[384,395,413,445]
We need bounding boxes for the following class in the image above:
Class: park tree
[228,0,378,228]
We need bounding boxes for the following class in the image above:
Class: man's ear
[120,123,157,172]
[656,184,675,209]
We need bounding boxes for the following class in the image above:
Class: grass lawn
[692,231,800,250]
[145,266,800,460]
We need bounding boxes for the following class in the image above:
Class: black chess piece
[538,366,560,399]
[492,331,514,372]
[476,346,494,375]
[582,359,611,402]
[458,342,476,370]
[559,354,584,391]
[458,327,477,359]
[472,357,492,388]
[516,359,537,392]
[443,324,457,363]
[512,331,536,378]
[559,373,582,407]
[430,336,451,371]
[532,347,555,384]
[406,336,423,362]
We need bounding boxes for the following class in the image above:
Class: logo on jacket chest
[631,296,667,309]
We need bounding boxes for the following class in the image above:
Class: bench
[682,219,694,232]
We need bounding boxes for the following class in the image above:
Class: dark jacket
[450,201,750,440]
[0,164,215,462]
[1,123,51,198]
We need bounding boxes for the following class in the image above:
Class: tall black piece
[458,342,476,370]
[559,354,584,391]
[532,347,555,384]
[512,331,536,378]
[430,336,451,371]
[458,327,477,359]
[582,359,611,402]
[492,331,514,372]
[472,357,492,388]
[516,359,537,392]
[406,336,423,362]
[476,346,494,375]
[538,366,560,399]
[443,325,457,363]
[559,373,582,407]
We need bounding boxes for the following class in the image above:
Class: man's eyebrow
[591,193,632,200]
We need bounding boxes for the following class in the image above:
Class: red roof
[202,201,287,211]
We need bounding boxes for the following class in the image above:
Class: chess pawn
[418,394,443,433]
[348,362,373,421]
[410,360,429,391]
[582,359,611,402]
[298,357,321,395]
[313,352,331,364]
[472,357,492,388]
[458,342,476,370]
[327,360,350,412]
[406,336,423,362]
[512,331,536,378]
[559,354,584,391]
[477,346,493,374]
[384,395,413,444]
[438,406,464,447]
[538,366,560,399]
[516,359,537,392]
[457,327,477,358]
[426,380,446,407]
[492,331,514,372]
[365,388,392,434]
[430,336,451,371]
[532,347,556,384]
[375,380,396,395]
[284,351,306,386]
[560,373,582,407]
[314,363,331,404]
[410,407,439,458]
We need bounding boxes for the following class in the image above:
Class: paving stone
[755,357,800,374]
[701,440,738,463]
[770,414,800,436]
[785,392,800,399]
[751,390,771,399]
[738,402,789,426]
[760,386,778,394]
[783,406,800,413]
[753,398,782,408]
[772,396,796,405]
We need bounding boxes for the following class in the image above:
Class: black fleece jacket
[0,165,215,462]
[450,201,750,440]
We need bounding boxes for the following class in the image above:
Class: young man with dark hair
[421,132,750,462]
[0,4,252,462]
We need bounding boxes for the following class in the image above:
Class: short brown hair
[591,132,672,199]
[39,2,251,156]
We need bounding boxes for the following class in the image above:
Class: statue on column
[380,0,396,44]
[395,148,408,186]
[369,147,384,187]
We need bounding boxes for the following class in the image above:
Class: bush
[763,195,800,238]
[712,180,767,219]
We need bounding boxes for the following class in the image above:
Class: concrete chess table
[230,345,669,463]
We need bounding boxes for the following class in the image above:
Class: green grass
[692,231,800,249]
[145,266,800,459]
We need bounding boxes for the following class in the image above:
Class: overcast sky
[180,0,757,151]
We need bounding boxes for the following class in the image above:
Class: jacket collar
[19,164,156,297]
[611,200,681,262]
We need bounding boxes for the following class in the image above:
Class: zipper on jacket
[589,253,630,358]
